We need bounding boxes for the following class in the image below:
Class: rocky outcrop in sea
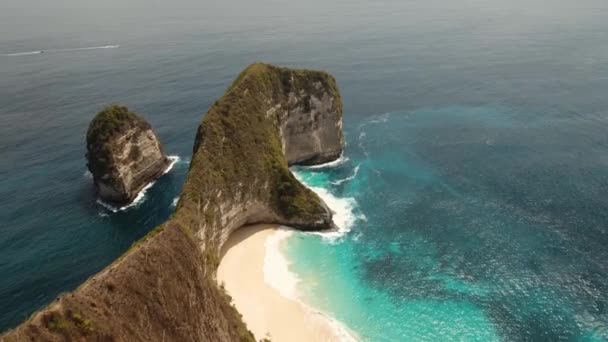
[86,105,170,206]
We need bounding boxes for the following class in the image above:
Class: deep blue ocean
[1,0,608,340]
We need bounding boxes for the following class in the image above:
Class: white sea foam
[97,155,180,213]
[311,311,359,342]
[263,228,358,341]
[171,196,180,208]
[358,131,368,156]
[331,165,360,186]
[264,229,299,299]
[304,154,349,169]
[309,185,363,241]
[96,179,156,213]
[265,164,363,340]
[357,112,395,157]
[293,171,364,242]
[164,155,180,174]
[368,112,392,124]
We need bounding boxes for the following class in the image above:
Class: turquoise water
[289,106,608,341]
[2,0,608,340]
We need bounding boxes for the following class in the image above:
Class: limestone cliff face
[86,106,170,205]
[2,64,344,342]
[279,79,345,165]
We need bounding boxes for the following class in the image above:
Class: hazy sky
[2,0,608,53]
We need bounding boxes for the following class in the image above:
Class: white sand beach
[217,224,353,342]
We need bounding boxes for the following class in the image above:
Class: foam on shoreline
[96,155,180,213]
[217,154,363,340]
[218,225,358,342]
[263,228,358,341]
[304,154,349,169]
[264,229,299,299]
[293,170,364,242]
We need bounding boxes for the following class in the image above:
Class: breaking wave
[304,154,349,170]
[293,170,365,242]
[96,155,179,213]
[331,165,360,186]
[264,229,359,342]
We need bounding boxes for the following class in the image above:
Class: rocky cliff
[86,105,170,206]
[277,73,344,165]
[1,63,344,342]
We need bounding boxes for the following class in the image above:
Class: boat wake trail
[3,45,120,57]
[58,45,120,52]
[3,51,43,56]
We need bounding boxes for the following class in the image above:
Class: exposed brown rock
[86,105,170,206]
[279,79,345,165]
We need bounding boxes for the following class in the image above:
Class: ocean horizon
[2,0,608,340]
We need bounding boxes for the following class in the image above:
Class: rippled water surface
[1,0,608,339]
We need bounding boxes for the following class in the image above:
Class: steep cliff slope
[1,63,344,342]
[86,105,170,205]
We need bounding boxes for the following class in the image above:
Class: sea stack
[86,105,169,206]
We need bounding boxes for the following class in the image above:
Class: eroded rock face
[280,81,345,165]
[86,106,169,205]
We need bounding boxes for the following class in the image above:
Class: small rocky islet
[86,105,170,206]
